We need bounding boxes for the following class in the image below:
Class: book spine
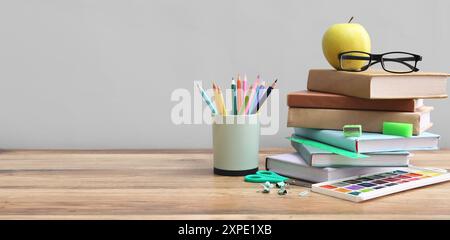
[288,107,424,135]
[307,70,372,98]
[287,92,416,112]
[290,141,313,165]
[265,157,329,183]
[294,128,357,152]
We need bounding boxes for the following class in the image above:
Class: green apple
[322,18,371,70]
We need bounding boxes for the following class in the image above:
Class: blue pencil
[249,85,260,114]
[256,83,266,112]
[247,76,260,114]
[253,79,277,113]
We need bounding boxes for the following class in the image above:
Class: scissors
[244,170,289,183]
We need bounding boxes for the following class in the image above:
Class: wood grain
[0,149,449,220]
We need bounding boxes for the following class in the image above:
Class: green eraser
[382,122,413,137]
[343,124,362,137]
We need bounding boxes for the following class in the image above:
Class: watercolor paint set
[312,167,450,202]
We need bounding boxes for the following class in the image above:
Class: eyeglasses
[338,51,422,73]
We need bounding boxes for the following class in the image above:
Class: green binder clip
[343,125,362,137]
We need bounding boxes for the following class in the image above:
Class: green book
[294,128,439,153]
[291,141,410,168]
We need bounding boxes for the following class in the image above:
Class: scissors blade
[285,178,313,188]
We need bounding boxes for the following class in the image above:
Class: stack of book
[266,69,448,183]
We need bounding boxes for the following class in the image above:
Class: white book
[265,153,405,183]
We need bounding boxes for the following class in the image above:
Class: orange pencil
[237,75,242,111]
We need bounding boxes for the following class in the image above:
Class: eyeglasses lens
[381,53,417,73]
[340,52,371,71]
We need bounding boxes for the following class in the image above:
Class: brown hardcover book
[287,90,423,112]
[307,69,448,99]
[287,106,433,135]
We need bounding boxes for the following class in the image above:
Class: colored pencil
[255,83,266,114]
[242,75,248,103]
[196,83,218,115]
[217,84,227,116]
[240,96,249,115]
[252,75,260,112]
[237,75,242,112]
[213,83,223,115]
[249,76,264,114]
[231,79,237,115]
[249,84,261,115]
[239,90,250,115]
[240,84,252,115]
[254,78,277,113]
[244,79,260,114]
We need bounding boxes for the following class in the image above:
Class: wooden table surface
[0,149,449,220]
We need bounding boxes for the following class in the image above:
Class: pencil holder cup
[212,114,260,176]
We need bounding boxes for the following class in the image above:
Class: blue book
[291,141,410,167]
[294,128,439,153]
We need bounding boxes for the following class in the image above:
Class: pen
[231,79,237,115]
[196,83,218,115]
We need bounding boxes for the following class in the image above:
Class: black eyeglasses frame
[338,51,422,74]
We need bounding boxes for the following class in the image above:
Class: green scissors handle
[244,170,289,183]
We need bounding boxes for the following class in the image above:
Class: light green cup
[212,114,260,176]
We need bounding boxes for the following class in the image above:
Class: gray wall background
[0,0,448,149]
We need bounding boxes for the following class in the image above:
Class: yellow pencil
[213,83,227,115]
[217,85,228,116]
[212,83,223,115]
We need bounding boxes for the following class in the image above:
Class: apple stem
[348,16,354,23]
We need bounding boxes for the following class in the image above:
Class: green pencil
[231,79,237,115]
[239,95,249,115]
